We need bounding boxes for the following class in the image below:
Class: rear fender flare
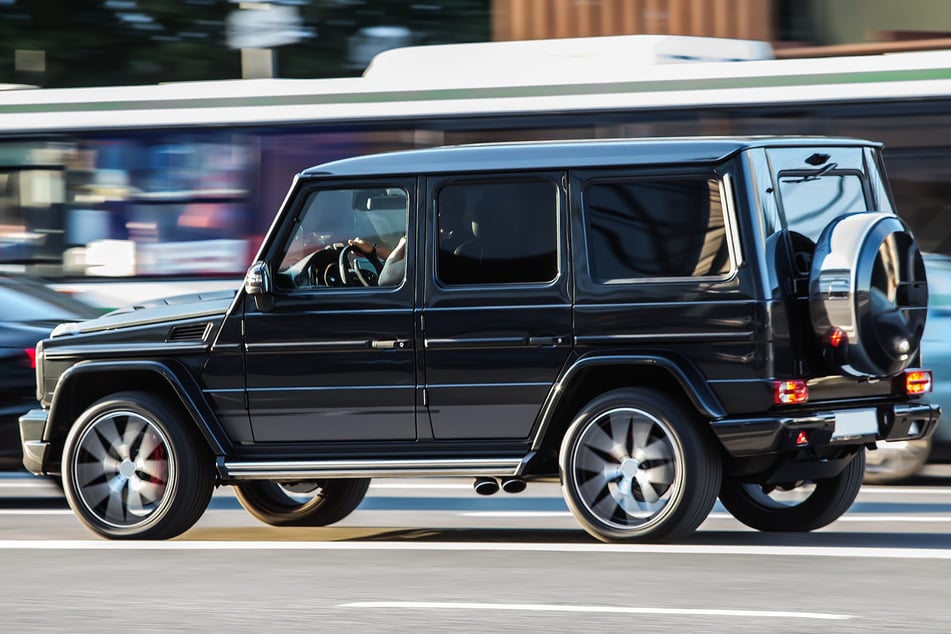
[530,354,726,452]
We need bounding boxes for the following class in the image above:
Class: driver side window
[276,185,409,290]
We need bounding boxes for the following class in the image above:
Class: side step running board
[219,455,533,481]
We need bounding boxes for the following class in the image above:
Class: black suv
[19,137,939,542]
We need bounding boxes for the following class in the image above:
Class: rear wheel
[559,388,721,543]
[719,451,865,532]
[234,478,370,527]
[61,391,215,540]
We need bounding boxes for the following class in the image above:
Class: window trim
[580,171,739,285]
[267,179,414,295]
[431,174,563,289]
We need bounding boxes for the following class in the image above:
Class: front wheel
[61,391,215,540]
[559,388,722,543]
[718,451,865,532]
[234,478,370,527]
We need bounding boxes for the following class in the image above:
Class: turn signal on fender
[774,379,808,404]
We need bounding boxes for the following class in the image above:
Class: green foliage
[0,0,490,87]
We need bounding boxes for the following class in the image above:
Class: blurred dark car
[0,275,100,470]
[865,253,951,483]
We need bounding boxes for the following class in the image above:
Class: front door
[243,178,418,443]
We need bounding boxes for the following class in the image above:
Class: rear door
[420,173,572,440]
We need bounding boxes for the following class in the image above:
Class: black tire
[559,388,722,543]
[234,478,370,527]
[61,391,215,540]
[719,451,865,532]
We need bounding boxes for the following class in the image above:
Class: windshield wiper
[781,162,839,183]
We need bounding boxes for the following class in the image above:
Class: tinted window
[584,177,729,281]
[436,179,558,286]
[778,173,866,242]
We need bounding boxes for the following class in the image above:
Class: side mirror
[244,262,274,311]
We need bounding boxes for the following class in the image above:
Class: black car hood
[51,289,237,337]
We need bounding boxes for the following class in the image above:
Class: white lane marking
[463,511,951,522]
[339,601,854,621]
[859,487,951,496]
[835,515,951,522]
[459,511,574,518]
[1,508,950,523]
[0,540,950,560]
[369,483,472,490]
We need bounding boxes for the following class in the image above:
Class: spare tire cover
[809,212,928,378]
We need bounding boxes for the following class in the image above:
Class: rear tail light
[826,327,847,349]
[774,379,809,404]
[904,370,932,396]
[23,347,36,369]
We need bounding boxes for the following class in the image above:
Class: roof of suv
[301,136,878,178]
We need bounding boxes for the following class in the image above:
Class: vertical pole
[241,48,275,79]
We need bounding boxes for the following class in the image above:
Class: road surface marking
[859,487,951,496]
[369,482,472,490]
[0,540,950,560]
[463,511,951,522]
[339,601,854,621]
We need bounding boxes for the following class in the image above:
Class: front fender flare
[46,359,232,456]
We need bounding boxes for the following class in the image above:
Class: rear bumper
[18,408,50,475]
[711,401,940,457]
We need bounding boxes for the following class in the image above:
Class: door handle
[371,339,408,350]
[528,336,569,347]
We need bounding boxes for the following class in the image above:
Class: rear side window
[584,177,730,281]
[436,179,558,286]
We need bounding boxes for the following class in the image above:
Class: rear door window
[435,178,558,286]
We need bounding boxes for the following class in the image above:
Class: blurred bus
[0,34,950,308]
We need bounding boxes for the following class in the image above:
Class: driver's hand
[350,237,392,259]
[348,237,375,256]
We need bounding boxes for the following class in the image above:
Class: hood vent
[167,323,212,342]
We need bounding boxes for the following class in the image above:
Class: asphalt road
[1,470,950,633]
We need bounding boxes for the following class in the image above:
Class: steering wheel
[338,244,384,287]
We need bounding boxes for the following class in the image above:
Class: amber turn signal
[774,379,808,404]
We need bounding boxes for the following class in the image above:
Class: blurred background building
[493,0,951,55]
[2,0,951,87]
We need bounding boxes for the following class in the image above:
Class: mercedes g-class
[19,137,939,541]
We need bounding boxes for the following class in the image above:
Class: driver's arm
[349,237,392,259]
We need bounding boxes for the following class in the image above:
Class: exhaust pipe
[473,477,500,496]
[501,477,526,494]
